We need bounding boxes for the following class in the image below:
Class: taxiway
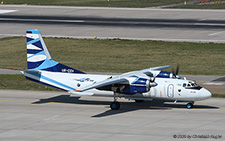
[1,5,225,42]
[0,89,224,140]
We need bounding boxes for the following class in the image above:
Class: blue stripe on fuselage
[25,71,76,91]
[41,75,76,90]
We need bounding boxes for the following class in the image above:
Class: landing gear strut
[186,102,194,109]
[110,92,120,110]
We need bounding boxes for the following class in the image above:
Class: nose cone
[199,88,212,100]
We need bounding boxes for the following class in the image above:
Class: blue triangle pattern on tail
[26,29,85,74]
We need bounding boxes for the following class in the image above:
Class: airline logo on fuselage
[75,78,95,82]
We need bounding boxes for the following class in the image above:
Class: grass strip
[172,3,225,9]
[0,74,60,91]
[212,94,225,98]
[0,37,225,75]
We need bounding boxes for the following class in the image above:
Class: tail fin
[26,29,85,74]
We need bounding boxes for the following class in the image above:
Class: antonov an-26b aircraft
[21,29,212,110]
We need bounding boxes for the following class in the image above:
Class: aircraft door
[167,84,174,98]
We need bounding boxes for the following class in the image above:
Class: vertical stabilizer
[26,29,85,74]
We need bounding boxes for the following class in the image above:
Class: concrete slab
[0,90,224,140]
[1,5,225,42]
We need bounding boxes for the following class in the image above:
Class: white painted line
[2,5,225,12]
[208,31,225,36]
[195,23,225,26]
[0,18,84,23]
[0,10,17,14]
[203,82,225,85]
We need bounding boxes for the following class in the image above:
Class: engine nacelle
[156,71,181,79]
[156,71,173,78]
[122,78,157,95]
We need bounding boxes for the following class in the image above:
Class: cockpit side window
[184,81,202,90]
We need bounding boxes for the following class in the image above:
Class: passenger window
[183,83,186,87]
[187,84,191,87]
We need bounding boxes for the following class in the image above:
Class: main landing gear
[186,102,194,109]
[110,92,120,110]
[110,101,120,110]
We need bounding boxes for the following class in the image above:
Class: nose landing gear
[186,102,194,109]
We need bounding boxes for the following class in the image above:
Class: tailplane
[26,29,85,74]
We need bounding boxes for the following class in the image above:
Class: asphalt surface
[0,89,224,141]
[1,5,225,42]
[0,5,225,140]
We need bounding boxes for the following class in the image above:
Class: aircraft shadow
[32,94,110,105]
[92,101,219,117]
[32,95,219,117]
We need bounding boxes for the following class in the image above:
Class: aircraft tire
[110,102,120,110]
[186,103,193,109]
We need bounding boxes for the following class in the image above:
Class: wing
[121,65,171,78]
[149,65,171,71]
[75,76,128,92]
[75,65,170,92]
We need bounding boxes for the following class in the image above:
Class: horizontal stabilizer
[19,69,41,74]
[69,91,94,96]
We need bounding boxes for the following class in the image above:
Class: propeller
[150,77,155,83]
[172,64,181,79]
[176,64,179,76]
[146,73,157,91]
[147,77,157,91]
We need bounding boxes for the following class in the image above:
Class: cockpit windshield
[183,81,202,90]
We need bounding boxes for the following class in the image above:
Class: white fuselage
[23,71,212,103]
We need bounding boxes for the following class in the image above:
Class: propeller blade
[176,64,179,75]
[150,77,155,82]
[172,68,175,78]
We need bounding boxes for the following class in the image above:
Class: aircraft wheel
[110,102,120,110]
[186,103,193,109]
[135,100,144,103]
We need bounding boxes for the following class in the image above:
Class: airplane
[20,29,212,110]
